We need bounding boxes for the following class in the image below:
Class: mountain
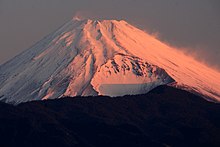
[0,18,220,104]
[0,86,220,147]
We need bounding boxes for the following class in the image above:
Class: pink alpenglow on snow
[0,19,220,104]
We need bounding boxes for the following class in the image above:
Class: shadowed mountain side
[0,85,220,147]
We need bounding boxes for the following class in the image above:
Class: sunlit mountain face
[0,18,220,104]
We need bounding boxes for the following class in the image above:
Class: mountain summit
[0,19,220,104]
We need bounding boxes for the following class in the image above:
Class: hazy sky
[0,0,219,68]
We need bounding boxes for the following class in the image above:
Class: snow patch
[91,54,174,96]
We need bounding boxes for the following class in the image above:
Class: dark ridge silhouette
[0,85,220,147]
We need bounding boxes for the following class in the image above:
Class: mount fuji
[0,18,220,104]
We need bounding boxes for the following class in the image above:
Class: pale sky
[0,0,219,68]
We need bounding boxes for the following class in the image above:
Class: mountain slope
[0,86,220,147]
[0,18,220,103]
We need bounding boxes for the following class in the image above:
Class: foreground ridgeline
[0,18,220,104]
[0,86,220,147]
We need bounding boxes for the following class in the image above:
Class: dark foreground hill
[0,85,220,147]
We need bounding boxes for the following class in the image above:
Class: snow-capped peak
[0,18,220,104]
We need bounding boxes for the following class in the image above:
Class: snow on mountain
[0,18,220,104]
